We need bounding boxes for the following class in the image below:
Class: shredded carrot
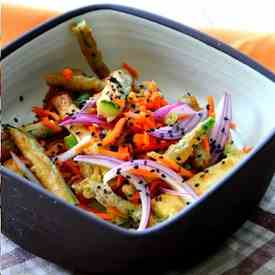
[96,212,113,221]
[79,204,113,221]
[110,175,125,190]
[113,98,125,109]
[130,168,159,180]
[207,96,215,117]
[201,136,210,152]
[122,63,139,79]
[107,207,126,219]
[242,146,252,153]
[103,118,127,146]
[99,145,131,161]
[87,125,100,137]
[229,121,237,129]
[32,106,60,121]
[41,117,62,133]
[148,152,194,178]
[129,191,140,204]
[62,160,81,176]
[62,68,73,81]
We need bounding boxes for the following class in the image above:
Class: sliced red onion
[153,102,183,121]
[74,154,123,167]
[10,152,40,184]
[167,103,195,117]
[103,159,198,199]
[59,113,107,127]
[160,187,193,198]
[79,94,100,113]
[57,135,91,161]
[149,109,207,140]
[210,93,232,163]
[74,154,151,230]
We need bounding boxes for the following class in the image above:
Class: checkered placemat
[1,175,275,275]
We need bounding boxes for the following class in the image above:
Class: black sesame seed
[186,201,190,205]
[126,175,131,179]
[76,131,81,135]
[156,169,160,173]
[91,132,96,137]
[224,116,229,121]
[110,145,118,152]
[206,104,210,110]
[186,92,191,96]
[150,169,155,173]
[116,168,121,175]
[159,156,164,159]
[13,117,18,123]
[161,174,166,178]
[138,180,144,185]
[196,137,201,141]
[91,53,96,57]
[145,114,150,118]
[99,132,106,139]
[146,192,150,197]
[97,143,102,147]
[144,160,148,165]
[200,174,205,178]
[205,169,209,173]
[194,183,200,187]
[134,165,139,169]
[104,189,108,194]
[198,112,203,117]
[221,128,225,133]
[97,185,101,189]
[19,96,24,102]
[160,133,164,138]
[222,160,226,165]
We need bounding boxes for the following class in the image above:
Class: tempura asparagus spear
[51,93,92,140]
[71,20,110,79]
[46,70,105,92]
[8,127,78,205]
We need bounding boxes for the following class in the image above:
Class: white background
[5,0,275,32]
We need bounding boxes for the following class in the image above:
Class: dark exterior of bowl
[1,4,275,273]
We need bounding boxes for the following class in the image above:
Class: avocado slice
[152,194,188,220]
[97,69,133,121]
[165,117,215,164]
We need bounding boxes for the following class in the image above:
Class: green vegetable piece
[97,100,120,118]
[8,127,78,205]
[64,134,78,148]
[97,69,133,121]
[73,92,91,108]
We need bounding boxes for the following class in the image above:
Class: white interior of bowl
[2,9,275,149]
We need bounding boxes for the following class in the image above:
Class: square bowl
[1,4,275,273]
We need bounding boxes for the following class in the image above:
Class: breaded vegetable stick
[46,71,105,92]
[8,127,78,205]
[71,20,110,79]
[51,93,91,141]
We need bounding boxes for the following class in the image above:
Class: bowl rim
[1,4,275,237]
